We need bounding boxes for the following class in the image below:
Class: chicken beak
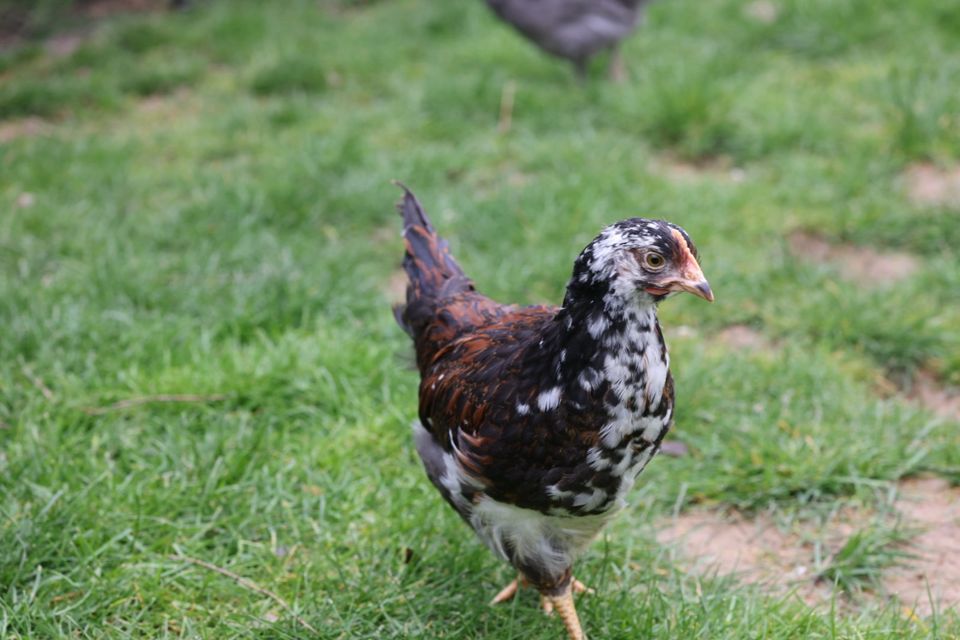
[670,257,714,302]
[675,278,714,302]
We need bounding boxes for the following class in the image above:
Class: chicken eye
[643,252,666,270]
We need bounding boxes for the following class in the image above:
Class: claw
[571,578,594,595]
[540,594,554,615]
[490,574,530,605]
[490,579,520,605]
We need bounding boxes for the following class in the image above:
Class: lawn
[1,0,959,638]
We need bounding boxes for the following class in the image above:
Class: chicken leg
[608,47,627,83]
[545,583,586,640]
[492,573,591,638]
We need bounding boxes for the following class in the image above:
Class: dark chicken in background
[483,0,652,80]
[393,185,713,640]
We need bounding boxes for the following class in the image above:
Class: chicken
[392,185,712,640]
[483,0,651,79]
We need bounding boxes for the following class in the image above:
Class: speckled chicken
[393,186,713,640]
[483,0,651,79]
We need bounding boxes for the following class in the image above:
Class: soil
[656,477,960,615]
[884,477,960,615]
[658,441,689,457]
[45,32,85,57]
[743,1,778,23]
[136,90,191,116]
[652,155,746,184]
[904,163,960,208]
[658,510,805,581]
[370,225,400,246]
[716,325,772,351]
[656,509,830,606]
[905,369,960,423]
[787,231,919,285]
[0,117,48,142]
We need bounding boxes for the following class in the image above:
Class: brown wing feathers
[392,186,610,512]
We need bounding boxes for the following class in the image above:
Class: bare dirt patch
[672,324,779,354]
[16,192,35,208]
[130,89,200,130]
[787,231,919,286]
[656,510,829,606]
[651,155,746,184]
[370,225,400,246]
[743,1,778,23]
[136,90,190,116]
[0,116,48,142]
[657,510,808,581]
[904,163,960,208]
[657,478,960,615]
[658,440,689,457]
[885,477,960,615]
[45,32,86,58]
[905,369,960,423]
[715,325,773,351]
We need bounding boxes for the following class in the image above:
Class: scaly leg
[608,47,627,83]
[545,584,586,640]
[493,574,592,638]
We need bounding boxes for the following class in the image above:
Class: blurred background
[1,1,958,638]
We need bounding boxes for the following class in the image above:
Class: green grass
[1,0,959,638]
[816,517,915,595]
[250,57,329,96]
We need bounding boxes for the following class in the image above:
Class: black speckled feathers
[393,187,705,521]
[393,186,713,625]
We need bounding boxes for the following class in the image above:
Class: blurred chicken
[483,0,651,79]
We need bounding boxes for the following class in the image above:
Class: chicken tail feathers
[392,182,472,338]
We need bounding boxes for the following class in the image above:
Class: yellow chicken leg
[491,574,591,639]
[545,584,586,640]
[541,578,592,615]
